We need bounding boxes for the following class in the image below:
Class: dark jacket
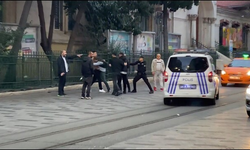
[81,56,94,77]
[130,60,147,73]
[57,55,77,76]
[119,56,129,72]
[109,57,124,75]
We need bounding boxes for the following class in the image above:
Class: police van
[163,49,220,105]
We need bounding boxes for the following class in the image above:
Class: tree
[3,1,33,83]
[64,1,88,53]
[149,1,199,61]
[37,0,56,61]
[64,1,154,49]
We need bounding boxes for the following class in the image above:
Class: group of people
[57,50,166,99]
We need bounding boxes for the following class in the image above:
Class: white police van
[245,85,250,117]
[163,49,220,105]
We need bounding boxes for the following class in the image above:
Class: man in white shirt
[57,50,82,96]
[151,54,165,91]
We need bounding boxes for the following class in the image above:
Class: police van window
[168,57,209,72]
[228,59,250,67]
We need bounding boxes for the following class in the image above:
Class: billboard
[0,23,39,56]
[134,31,155,55]
[108,30,133,55]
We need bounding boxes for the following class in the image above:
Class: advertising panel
[108,30,133,55]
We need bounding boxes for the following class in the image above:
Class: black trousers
[118,74,130,92]
[82,76,93,97]
[133,72,153,92]
[58,74,66,95]
[91,70,103,90]
[112,74,122,94]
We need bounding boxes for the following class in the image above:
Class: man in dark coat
[81,51,94,100]
[118,52,131,94]
[57,50,82,96]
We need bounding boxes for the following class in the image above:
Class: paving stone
[0,82,162,136]
[107,107,250,149]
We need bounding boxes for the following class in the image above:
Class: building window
[0,1,3,22]
[68,13,75,30]
[54,1,63,30]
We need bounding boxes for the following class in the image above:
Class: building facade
[1,1,250,52]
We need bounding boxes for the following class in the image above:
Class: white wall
[173,9,190,49]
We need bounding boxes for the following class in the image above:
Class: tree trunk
[3,1,33,83]
[48,1,56,51]
[163,4,169,63]
[66,3,86,53]
[37,0,57,76]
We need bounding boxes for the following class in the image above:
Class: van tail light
[164,71,168,82]
[208,71,213,82]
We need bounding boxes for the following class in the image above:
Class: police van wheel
[164,98,171,105]
[221,83,227,87]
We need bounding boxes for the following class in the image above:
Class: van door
[166,55,210,95]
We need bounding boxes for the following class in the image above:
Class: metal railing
[0,51,168,92]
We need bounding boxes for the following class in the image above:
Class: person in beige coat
[151,54,165,91]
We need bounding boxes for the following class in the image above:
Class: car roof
[233,58,250,60]
[171,53,209,57]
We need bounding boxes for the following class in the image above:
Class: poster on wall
[135,32,155,55]
[1,24,38,56]
[222,27,243,49]
[108,30,132,55]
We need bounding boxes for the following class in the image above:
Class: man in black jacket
[81,51,94,100]
[57,50,82,96]
[109,52,126,96]
[130,56,154,94]
[118,52,131,94]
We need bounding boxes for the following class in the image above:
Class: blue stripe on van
[169,73,177,94]
[167,73,175,93]
[196,73,202,94]
[172,72,180,94]
[202,72,209,94]
[199,73,205,94]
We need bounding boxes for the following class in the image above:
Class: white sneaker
[81,97,85,99]
[99,89,106,93]
[86,97,92,100]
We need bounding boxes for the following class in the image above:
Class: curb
[0,77,154,97]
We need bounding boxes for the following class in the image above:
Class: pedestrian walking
[130,56,154,94]
[118,52,131,94]
[93,57,111,92]
[109,52,126,96]
[81,51,94,99]
[91,51,106,93]
[57,50,82,96]
[151,54,165,91]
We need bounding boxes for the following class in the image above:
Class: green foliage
[64,1,154,47]
[0,25,27,55]
[149,1,199,12]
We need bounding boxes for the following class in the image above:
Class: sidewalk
[107,106,250,149]
[0,77,163,136]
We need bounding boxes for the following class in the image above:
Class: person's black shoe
[107,89,110,93]
[149,91,154,94]
[128,90,131,93]
[63,93,67,95]
[115,92,122,96]
[131,90,137,93]
[112,92,116,95]
[123,91,126,94]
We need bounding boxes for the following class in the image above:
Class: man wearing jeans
[81,51,94,99]
[109,52,126,96]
